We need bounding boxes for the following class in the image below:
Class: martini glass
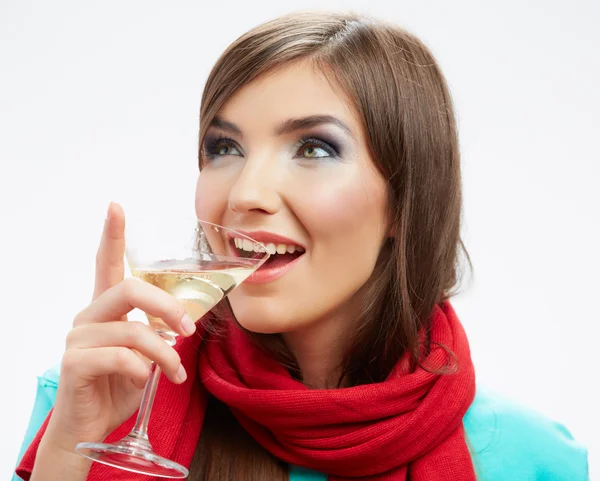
[75,217,269,478]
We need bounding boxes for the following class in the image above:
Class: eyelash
[295,137,340,160]
[202,136,240,161]
[202,135,340,161]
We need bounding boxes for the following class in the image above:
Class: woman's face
[196,61,389,334]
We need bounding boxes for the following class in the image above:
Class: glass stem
[129,361,161,444]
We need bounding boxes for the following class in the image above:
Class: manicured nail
[181,314,196,336]
[177,364,187,383]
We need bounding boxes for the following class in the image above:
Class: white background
[1,0,598,478]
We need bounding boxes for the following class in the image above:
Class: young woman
[15,11,588,481]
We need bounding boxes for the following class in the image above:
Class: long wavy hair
[192,11,472,480]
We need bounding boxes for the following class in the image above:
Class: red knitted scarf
[18,300,476,480]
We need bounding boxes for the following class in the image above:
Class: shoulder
[13,365,61,481]
[39,364,60,386]
[464,385,589,480]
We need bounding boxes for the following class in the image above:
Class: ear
[387,218,397,239]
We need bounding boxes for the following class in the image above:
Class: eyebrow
[275,115,353,138]
[209,117,243,136]
[209,115,354,139]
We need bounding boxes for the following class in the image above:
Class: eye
[203,136,242,160]
[295,137,339,160]
[299,144,329,158]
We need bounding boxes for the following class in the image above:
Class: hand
[44,202,196,451]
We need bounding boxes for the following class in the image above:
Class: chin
[234,314,289,334]
[236,318,284,334]
[228,300,294,335]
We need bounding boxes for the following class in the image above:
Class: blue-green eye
[300,144,329,158]
[216,143,240,156]
[295,137,339,160]
[202,137,242,160]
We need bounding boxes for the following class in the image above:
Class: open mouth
[230,237,305,270]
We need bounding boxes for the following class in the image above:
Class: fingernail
[105,202,113,221]
[177,364,187,383]
[181,314,196,336]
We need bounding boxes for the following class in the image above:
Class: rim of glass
[123,217,270,265]
[193,218,269,254]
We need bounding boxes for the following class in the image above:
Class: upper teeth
[233,237,305,255]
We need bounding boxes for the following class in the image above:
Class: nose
[228,156,282,216]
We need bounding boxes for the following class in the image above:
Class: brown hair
[192,11,472,480]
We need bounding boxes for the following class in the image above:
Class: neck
[281,312,349,389]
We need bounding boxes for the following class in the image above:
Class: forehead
[217,61,360,132]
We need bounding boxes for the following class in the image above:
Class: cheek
[195,173,225,222]
[296,170,387,243]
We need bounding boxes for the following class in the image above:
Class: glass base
[76,438,189,478]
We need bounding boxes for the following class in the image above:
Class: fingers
[61,346,154,390]
[74,277,196,337]
[93,202,126,303]
[66,321,186,383]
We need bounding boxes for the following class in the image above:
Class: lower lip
[244,254,303,284]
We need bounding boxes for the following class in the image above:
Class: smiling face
[195,60,390,335]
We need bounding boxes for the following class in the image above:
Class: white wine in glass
[132,260,257,339]
[75,218,269,478]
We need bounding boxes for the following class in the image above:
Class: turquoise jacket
[14,366,588,480]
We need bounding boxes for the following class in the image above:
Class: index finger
[93,202,126,301]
